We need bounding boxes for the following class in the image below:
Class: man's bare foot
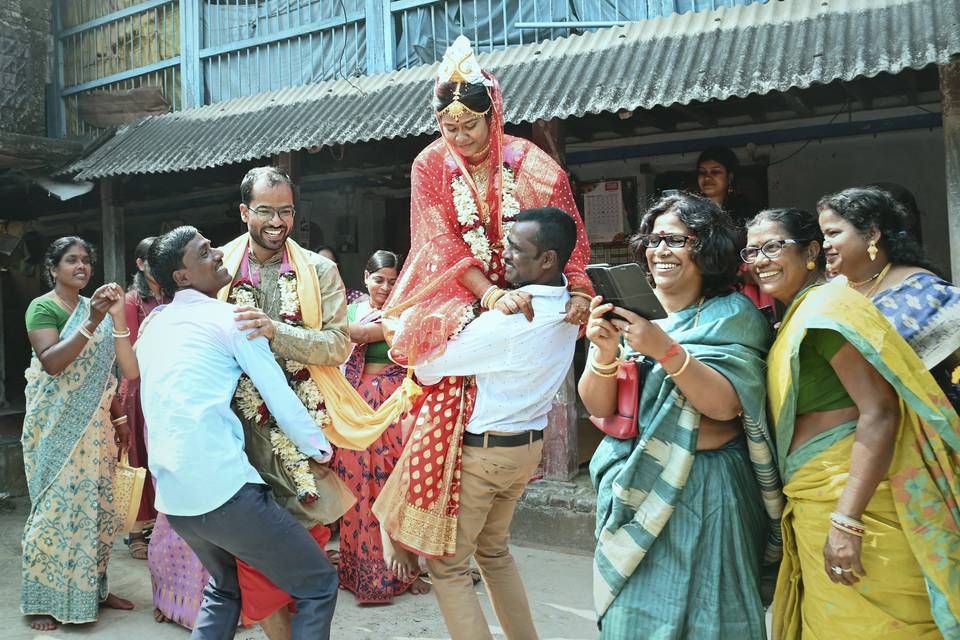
[101,593,134,610]
[153,607,168,623]
[380,527,417,582]
[29,615,58,631]
[409,577,431,595]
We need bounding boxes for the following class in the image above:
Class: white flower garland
[451,164,520,269]
[229,272,327,502]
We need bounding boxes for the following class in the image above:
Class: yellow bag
[112,449,146,535]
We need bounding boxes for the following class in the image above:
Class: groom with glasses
[222,166,353,640]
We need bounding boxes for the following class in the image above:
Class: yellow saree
[768,282,960,639]
[217,236,421,451]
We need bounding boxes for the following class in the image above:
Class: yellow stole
[218,235,421,451]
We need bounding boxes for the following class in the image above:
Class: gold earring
[867,240,878,262]
[806,259,816,271]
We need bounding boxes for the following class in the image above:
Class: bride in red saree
[374,35,592,564]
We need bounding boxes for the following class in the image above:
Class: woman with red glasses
[580,192,781,639]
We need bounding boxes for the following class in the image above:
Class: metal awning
[61,0,960,180]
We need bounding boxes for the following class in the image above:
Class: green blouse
[347,302,392,364]
[796,329,855,414]
[25,296,72,333]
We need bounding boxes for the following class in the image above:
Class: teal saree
[591,292,781,639]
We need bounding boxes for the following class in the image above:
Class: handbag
[589,357,650,439]
[112,449,146,535]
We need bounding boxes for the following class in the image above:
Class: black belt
[462,430,544,448]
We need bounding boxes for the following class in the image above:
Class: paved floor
[0,498,597,640]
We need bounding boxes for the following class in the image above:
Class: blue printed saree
[873,271,960,410]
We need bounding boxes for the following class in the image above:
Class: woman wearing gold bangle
[21,237,139,631]
[580,193,780,639]
[744,207,960,638]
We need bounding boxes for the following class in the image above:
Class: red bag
[589,359,641,439]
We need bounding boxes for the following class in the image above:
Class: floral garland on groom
[229,246,327,502]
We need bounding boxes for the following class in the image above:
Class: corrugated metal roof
[63,0,960,180]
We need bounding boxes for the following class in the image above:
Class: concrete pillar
[939,56,960,283]
[532,119,566,167]
[542,366,579,480]
[532,118,580,480]
[100,178,125,285]
[531,118,580,480]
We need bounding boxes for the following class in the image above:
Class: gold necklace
[51,289,78,312]
[693,296,705,328]
[863,263,893,298]
[848,262,891,288]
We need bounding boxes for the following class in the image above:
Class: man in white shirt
[136,226,337,640]
[414,207,581,640]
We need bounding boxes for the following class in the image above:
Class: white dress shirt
[415,281,579,434]
[137,288,332,516]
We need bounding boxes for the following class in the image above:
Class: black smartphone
[586,263,668,321]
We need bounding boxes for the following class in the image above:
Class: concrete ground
[0,498,597,640]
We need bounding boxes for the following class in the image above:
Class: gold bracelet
[589,344,624,375]
[112,329,131,338]
[111,415,128,426]
[591,345,624,372]
[667,348,692,378]
[78,326,94,340]
[590,363,620,378]
[479,285,499,309]
[569,290,594,302]
[485,289,508,310]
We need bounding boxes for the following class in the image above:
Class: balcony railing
[52,0,765,137]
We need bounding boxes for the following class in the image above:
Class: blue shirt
[137,288,332,516]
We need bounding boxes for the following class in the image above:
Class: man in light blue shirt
[137,226,337,640]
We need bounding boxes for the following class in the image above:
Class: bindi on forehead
[650,213,690,235]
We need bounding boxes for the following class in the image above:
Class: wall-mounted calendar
[582,180,626,244]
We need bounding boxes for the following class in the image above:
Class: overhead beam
[746,107,768,123]
[781,89,814,117]
[673,104,717,129]
[841,81,873,109]
[903,70,920,105]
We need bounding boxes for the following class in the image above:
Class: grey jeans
[167,482,338,640]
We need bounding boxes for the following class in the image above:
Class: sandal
[128,535,148,560]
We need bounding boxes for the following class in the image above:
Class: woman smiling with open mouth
[744,207,960,639]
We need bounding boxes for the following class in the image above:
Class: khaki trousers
[427,437,544,640]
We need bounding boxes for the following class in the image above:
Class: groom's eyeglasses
[247,206,295,221]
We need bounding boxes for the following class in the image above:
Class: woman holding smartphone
[579,192,781,639]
